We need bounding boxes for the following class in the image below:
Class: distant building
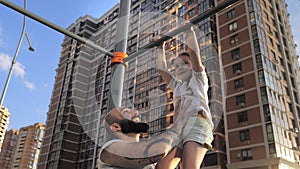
[0,129,18,169]
[11,123,45,169]
[0,106,10,152]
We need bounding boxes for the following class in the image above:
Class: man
[98,99,194,169]
[98,107,156,169]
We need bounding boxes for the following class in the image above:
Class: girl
[155,27,214,169]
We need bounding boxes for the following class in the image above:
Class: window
[264,11,269,21]
[266,123,274,141]
[270,50,276,60]
[253,39,260,54]
[277,13,282,23]
[291,77,296,89]
[236,94,246,106]
[270,7,275,16]
[241,149,252,160]
[234,78,244,89]
[285,87,290,96]
[188,0,194,6]
[269,143,276,157]
[232,62,242,74]
[188,9,195,18]
[178,6,185,16]
[229,21,238,31]
[272,19,276,27]
[249,12,255,24]
[274,31,279,40]
[171,39,176,46]
[262,0,266,7]
[198,0,210,14]
[162,2,166,9]
[238,111,248,122]
[198,21,212,34]
[229,34,238,44]
[227,9,236,18]
[240,129,250,141]
[269,37,273,46]
[275,2,279,10]
[231,48,240,59]
[285,49,290,61]
[263,105,271,121]
[266,24,271,33]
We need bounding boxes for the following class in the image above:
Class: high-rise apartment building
[0,106,10,152]
[11,123,45,169]
[0,129,18,169]
[218,0,300,168]
[38,8,120,169]
[38,0,300,169]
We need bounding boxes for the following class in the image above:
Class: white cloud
[14,62,26,78]
[0,53,26,78]
[0,24,2,35]
[43,83,49,88]
[0,53,11,71]
[24,79,36,90]
[0,52,36,90]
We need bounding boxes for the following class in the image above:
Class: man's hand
[157,41,165,49]
[153,36,165,48]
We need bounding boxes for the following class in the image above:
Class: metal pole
[101,1,130,168]
[0,0,113,57]
[91,55,109,169]
[124,0,241,62]
[108,0,131,110]
[0,0,27,107]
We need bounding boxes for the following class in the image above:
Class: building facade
[38,0,300,169]
[38,9,119,169]
[11,123,45,169]
[0,106,10,153]
[218,0,300,168]
[0,129,18,169]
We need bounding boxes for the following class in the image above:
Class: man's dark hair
[105,113,120,125]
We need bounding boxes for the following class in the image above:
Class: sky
[0,0,119,130]
[0,0,299,130]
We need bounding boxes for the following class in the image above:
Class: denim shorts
[177,116,214,150]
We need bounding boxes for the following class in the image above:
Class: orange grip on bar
[111,52,127,66]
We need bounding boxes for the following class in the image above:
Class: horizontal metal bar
[0,0,114,57]
[125,0,241,62]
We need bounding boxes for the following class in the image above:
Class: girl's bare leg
[181,141,208,169]
[155,147,182,169]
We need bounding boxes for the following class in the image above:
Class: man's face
[117,108,140,122]
[110,108,149,134]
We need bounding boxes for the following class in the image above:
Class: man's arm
[186,27,205,72]
[157,41,172,85]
